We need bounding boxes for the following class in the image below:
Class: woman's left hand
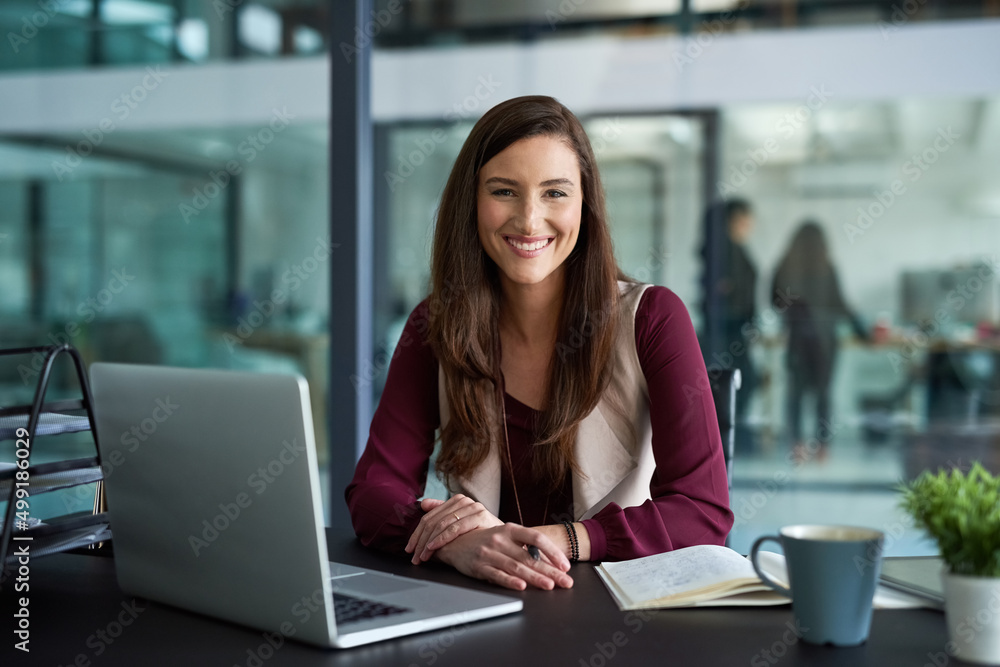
[404,494,503,564]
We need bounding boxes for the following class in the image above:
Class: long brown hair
[779,221,830,275]
[428,95,625,491]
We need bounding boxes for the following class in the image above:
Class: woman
[346,96,732,591]
[771,221,867,461]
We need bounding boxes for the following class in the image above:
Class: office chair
[709,368,741,489]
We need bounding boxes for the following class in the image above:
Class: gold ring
[453,513,460,522]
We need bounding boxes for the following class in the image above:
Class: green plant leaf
[898,462,1000,578]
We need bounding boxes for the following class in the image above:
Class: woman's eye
[546,190,567,198]
[491,188,514,197]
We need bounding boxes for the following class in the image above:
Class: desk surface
[3,531,949,666]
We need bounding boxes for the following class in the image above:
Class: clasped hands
[404,494,573,591]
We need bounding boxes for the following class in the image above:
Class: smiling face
[477,135,583,294]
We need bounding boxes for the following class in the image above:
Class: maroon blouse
[345,286,733,561]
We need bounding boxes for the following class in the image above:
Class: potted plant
[900,462,1000,665]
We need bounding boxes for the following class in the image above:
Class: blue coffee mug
[750,525,884,647]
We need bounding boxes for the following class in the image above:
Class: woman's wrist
[572,521,591,562]
[535,522,591,562]
[561,520,580,562]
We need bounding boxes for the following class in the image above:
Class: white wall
[0,58,328,133]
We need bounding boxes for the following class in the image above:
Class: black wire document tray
[2,513,111,564]
[0,459,103,497]
[0,411,92,441]
[0,345,110,574]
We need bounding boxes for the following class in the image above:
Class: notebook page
[599,545,756,606]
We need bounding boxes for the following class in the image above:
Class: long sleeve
[581,286,734,561]
[345,301,440,554]
[728,243,758,323]
[772,262,792,311]
[829,269,868,340]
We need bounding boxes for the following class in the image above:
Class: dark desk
[3,531,948,666]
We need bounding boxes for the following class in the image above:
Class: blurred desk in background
[924,342,1000,426]
[903,423,1000,480]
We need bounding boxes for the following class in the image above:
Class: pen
[528,545,541,561]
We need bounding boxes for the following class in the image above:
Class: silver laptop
[89,362,521,649]
[879,556,945,609]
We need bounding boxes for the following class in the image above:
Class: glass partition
[718,94,1000,555]
[0,123,329,513]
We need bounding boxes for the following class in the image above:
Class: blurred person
[700,198,758,453]
[771,221,868,462]
[347,95,733,592]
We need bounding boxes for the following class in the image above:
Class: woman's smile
[503,235,555,256]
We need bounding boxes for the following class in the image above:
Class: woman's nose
[514,197,543,232]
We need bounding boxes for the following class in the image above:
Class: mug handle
[750,535,792,598]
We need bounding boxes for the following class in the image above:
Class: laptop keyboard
[333,592,411,625]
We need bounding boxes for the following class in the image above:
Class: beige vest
[438,282,654,520]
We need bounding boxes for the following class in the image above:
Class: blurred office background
[1,0,999,553]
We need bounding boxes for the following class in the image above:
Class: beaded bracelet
[561,520,579,563]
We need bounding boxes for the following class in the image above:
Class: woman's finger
[407,496,473,561]
[506,524,571,572]
[498,542,573,590]
[415,502,492,562]
[416,502,467,551]
[419,513,484,560]
[423,501,495,551]
[476,564,528,591]
[405,495,464,553]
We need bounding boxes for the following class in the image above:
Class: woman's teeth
[507,238,550,251]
